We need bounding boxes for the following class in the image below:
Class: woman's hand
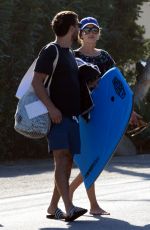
[129,111,142,126]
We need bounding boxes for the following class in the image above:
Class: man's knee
[53,149,72,167]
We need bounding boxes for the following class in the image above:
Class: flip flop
[90,210,110,216]
[65,206,87,222]
[46,208,65,220]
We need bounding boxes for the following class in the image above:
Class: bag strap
[44,44,59,96]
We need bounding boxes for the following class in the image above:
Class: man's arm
[32,72,62,124]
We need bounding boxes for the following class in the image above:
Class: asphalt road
[0,154,150,230]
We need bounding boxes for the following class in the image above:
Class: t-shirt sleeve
[34,44,57,75]
[103,50,116,67]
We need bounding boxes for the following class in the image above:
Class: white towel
[16,58,37,99]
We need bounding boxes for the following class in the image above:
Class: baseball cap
[80,17,100,30]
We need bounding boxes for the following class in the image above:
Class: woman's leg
[69,173,83,200]
[87,183,110,215]
[70,172,110,215]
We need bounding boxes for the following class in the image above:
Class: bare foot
[47,206,57,215]
[90,207,110,216]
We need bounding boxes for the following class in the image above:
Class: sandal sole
[65,209,87,222]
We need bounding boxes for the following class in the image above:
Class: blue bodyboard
[74,67,133,189]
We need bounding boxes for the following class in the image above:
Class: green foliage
[97,0,148,83]
[143,39,150,59]
[0,0,150,160]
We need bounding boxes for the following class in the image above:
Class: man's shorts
[47,116,81,156]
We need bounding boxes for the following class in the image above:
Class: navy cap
[80,17,100,30]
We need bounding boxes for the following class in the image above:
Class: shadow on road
[39,216,150,230]
[0,155,150,178]
[106,165,150,179]
[105,156,150,180]
[0,158,54,177]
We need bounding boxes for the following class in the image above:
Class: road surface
[0,154,150,230]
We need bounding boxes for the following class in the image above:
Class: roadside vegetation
[0,0,149,160]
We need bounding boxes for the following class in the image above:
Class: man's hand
[32,72,62,124]
[48,106,62,124]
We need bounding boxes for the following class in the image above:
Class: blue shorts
[47,116,81,156]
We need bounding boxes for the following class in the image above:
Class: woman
[69,17,114,216]
[71,16,140,216]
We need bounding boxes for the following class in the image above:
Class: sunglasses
[82,27,99,34]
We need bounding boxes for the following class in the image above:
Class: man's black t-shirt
[34,43,80,117]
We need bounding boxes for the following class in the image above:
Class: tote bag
[14,44,59,139]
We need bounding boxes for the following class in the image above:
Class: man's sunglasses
[82,27,99,34]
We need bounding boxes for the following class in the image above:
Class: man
[32,11,87,221]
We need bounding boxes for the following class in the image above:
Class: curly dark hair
[51,11,78,36]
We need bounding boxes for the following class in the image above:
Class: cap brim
[80,23,100,30]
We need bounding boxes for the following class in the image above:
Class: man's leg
[48,149,87,221]
[47,182,61,214]
[53,149,73,215]
[47,118,87,220]
[47,149,72,214]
